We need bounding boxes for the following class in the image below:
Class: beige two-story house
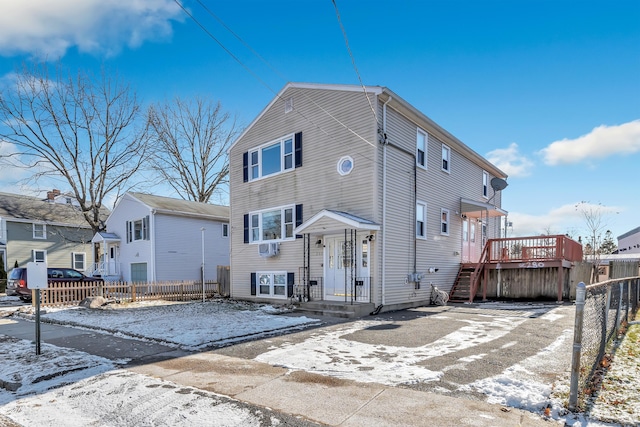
[229,83,507,313]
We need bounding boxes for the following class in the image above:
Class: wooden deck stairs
[449,264,476,303]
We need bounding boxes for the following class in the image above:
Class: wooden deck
[450,235,583,303]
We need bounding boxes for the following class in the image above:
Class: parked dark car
[6,267,103,302]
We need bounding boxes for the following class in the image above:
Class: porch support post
[557,265,563,302]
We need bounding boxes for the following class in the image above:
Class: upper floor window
[416,129,427,169]
[482,171,489,198]
[441,208,450,236]
[33,223,46,239]
[416,202,426,239]
[33,249,46,263]
[442,144,451,173]
[244,132,302,182]
[222,223,229,238]
[126,216,150,243]
[248,205,298,243]
[72,252,86,271]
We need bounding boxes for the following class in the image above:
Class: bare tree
[575,201,616,282]
[0,62,149,233]
[147,97,240,203]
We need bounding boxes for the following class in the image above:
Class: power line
[174,0,376,152]
[331,0,379,127]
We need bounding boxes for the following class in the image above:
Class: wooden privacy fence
[39,280,221,307]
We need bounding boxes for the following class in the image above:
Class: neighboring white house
[92,192,229,283]
[617,226,640,255]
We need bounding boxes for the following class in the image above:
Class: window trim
[441,208,450,236]
[416,201,427,239]
[416,128,428,169]
[256,271,288,298]
[482,171,489,199]
[33,223,46,239]
[441,144,451,173]
[72,252,86,271]
[248,204,297,243]
[248,134,295,181]
[126,216,150,243]
[33,249,47,263]
[222,223,229,238]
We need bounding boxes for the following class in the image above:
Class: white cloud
[485,143,534,177]
[508,202,621,238]
[539,120,640,166]
[0,0,184,58]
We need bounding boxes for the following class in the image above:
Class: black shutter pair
[243,132,302,183]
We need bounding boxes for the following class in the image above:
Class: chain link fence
[569,277,640,410]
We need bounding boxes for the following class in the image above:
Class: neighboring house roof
[229,82,507,180]
[92,232,121,243]
[295,209,380,235]
[618,226,640,240]
[0,191,94,228]
[127,192,229,221]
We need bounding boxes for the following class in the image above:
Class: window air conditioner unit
[258,242,280,258]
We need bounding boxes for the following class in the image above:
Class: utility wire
[174,0,376,151]
[331,0,379,127]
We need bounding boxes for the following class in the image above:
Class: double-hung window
[258,272,287,297]
[249,134,295,180]
[442,144,451,173]
[33,249,46,263]
[249,205,295,243]
[416,129,427,169]
[441,209,450,235]
[416,202,426,239]
[482,171,489,198]
[126,216,150,243]
[33,223,46,239]
[72,252,86,271]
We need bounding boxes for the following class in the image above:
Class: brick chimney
[46,189,61,201]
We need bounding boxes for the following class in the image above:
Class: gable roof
[294,209,380,235]
[127,192,229,221]
[229,82,507,179]
[0,191,94,228]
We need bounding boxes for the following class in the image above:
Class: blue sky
[0,0,638,242]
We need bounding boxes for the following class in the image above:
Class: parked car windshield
[64,269,84,279]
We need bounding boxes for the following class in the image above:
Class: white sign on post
[26,262,48,289]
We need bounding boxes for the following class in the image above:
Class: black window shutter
[287,272,295,297]
[294,132,302,168]
[243,152,249,182]
[295,204,303,239]
[251,273,256,296]
[243,214,249,244]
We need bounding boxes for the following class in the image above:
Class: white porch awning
[294,209,380,235]
[460,197,508,219]
[91,232,121,244]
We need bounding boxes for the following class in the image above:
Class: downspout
[150,209,156,282]
[381,96,392,307]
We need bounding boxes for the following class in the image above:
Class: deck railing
[487,235,583,263]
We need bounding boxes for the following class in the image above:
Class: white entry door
[324,235,369,301]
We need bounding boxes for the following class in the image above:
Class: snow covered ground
[0,296,638,426]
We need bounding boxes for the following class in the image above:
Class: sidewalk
[129,350,558,427]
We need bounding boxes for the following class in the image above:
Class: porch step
[295,301,375,319]
[449,265,475,302]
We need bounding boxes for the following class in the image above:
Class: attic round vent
[337,156,354,176]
